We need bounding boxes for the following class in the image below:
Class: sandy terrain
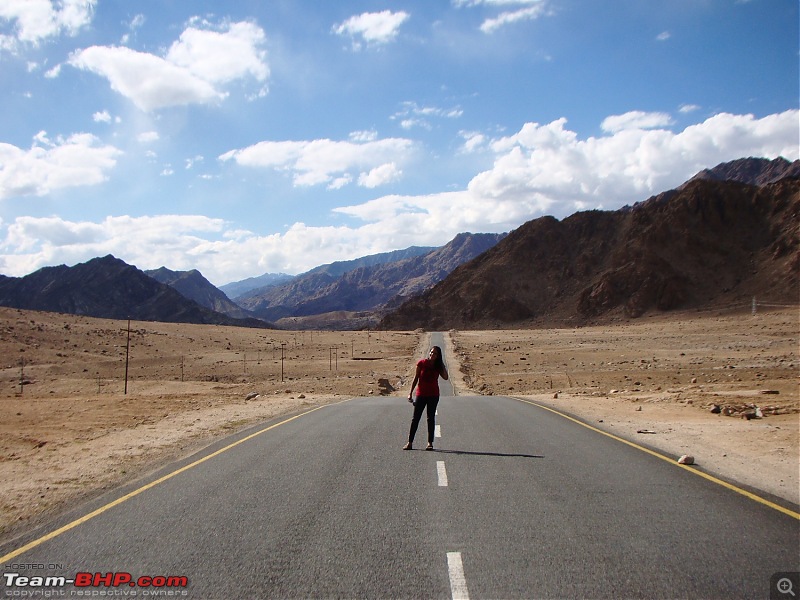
[1,307,797,546]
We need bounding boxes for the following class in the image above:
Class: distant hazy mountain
[0,256,273,328]
[219,273,295,300]
[145,267,258,320]
[236,233,506,326]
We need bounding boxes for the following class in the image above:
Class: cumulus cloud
[0,0,96,50]
[332,10,409,49]
[166,21,268,84]
[0,132,121,200]
[470,110,799,213]
[67,20,269,112]
[358,163,402,188]
[338,109,800,231]
[219,136,414,189]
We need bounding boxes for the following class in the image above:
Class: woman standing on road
[403,346,449,451]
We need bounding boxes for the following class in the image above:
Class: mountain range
[0,256,271,328]
[234,233,506,329]
[0,157,796,330]
[380,158,799,329]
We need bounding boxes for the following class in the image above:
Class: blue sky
[0,0,797,286]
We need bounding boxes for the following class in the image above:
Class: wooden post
[124,319,131,395]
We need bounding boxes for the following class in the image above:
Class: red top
[416,358,441,397]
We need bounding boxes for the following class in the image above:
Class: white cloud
[480,5,549,33]
[460,131,487,153]
[0,214,429,285]
[475,109,799,212]
[392,101,463,130]
[656,31,671,41]
[601,111,674,133]
[0,214,230,280]
[0,0,96,50]
[327,174,353,190]
[358,163,402,188]
[452,0,551,33]
[679,104,702,114]
[339,109,800,232]
[219,136,414,189]
[0,132,121,200]
[332,10,409,49]
[166,21,268,84]
[92,110,111,123]
[68,45,225,112]
[67,20,269,112]
[185,155,204,169]
[349,130,378,143]
[137,131,159,143]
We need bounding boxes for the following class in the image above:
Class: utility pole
[124,319,131,395]
[280,342,286,382]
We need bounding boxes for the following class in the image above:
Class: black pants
[408,395,440,444]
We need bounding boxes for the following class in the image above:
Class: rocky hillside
[682,156,800,188]
[236,233,505,325]
[146,267,257,320]
[0,256,273,328]
[380,163,799,330]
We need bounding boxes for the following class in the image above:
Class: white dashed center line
[447,552,470,600]
[437,460,448,487]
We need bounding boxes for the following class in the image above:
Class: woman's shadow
[434,449,544,459]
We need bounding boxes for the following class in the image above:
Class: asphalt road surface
[2,340,798,599]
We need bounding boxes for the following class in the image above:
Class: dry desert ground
[0,306,797,544]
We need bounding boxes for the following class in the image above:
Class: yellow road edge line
[514,397,800,520]
[1,405,329,564]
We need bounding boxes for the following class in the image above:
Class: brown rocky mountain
[380,168,799,330]
[145,266,257,321]
[236,232,506,327]
[0,255,273,328]
[682,156,800,188]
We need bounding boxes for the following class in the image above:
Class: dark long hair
[430,346,445,372]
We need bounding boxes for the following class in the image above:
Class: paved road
[2,340,798,599]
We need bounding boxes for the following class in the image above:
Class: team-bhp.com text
[3,572,188,597]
